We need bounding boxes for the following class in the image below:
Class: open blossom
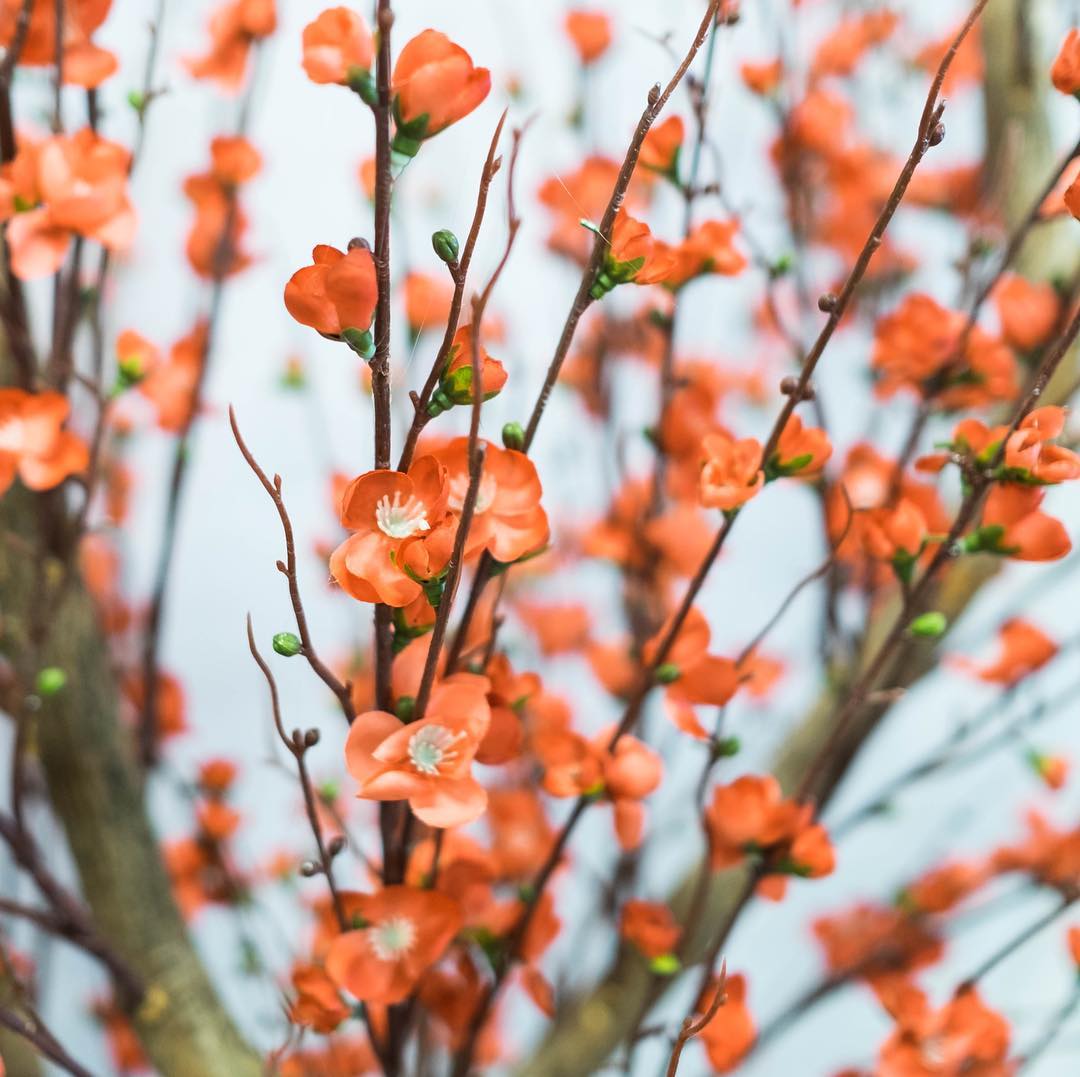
[429,437,549,563]
[699,432,764,511]
[391,30,491,152]
[954,619,1058,687]
[993,275,1061,353]
[0,390,88,496]
[330,456,449,606]
[403,271,454,337]
[697,973,756,1072]
[980,484,1071,562]
[860,498,927,565]
[741,57,783,95]
[591,726,662,850]
[645,607,739,709]
[661,219,747,289]
[1,130,135,280]
[620,900,681,959]
[0,0,117,86]
[771,413,832,477]
[639,116,684,177]
[186,0,277,92]
[301,8,374,86]
[284,243,378,342]
[183,137,261,280]
[591,208,675,297]
[1052,28,1080,96]
[138,324,208,433]
[326,886,462,1004]
[564,10,613,64]
[344,676,490,827]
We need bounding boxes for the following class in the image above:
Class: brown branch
[229,408,355,724]
[521,0,722,453]
[665,960,727,1077]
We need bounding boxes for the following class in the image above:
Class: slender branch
[665,960,727,1077]
[229,408,356,724]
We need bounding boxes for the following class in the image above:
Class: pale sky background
[6,0,1080,1073]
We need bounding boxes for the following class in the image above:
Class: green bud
[655,663,681,685]
[648,953,681,976]
[431,229,460,264]
[502,422,525,451]
[272,632,302,657]
[127,89,146,112]
[395,696,416,723]
[342,327,374,360]
[714,736,741,758]
[908,611,947,638]
[318,780,340,803]
[35,667,67,697]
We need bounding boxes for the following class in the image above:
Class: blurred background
[5,0,1080,1072]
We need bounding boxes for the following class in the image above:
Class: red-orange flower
[592,209,675,296]
[1052,28,1080,96]
[434,325,508,410]
[330,456,449,606]
[772,413,832,476]
[403,271,453,336]
[302,8,374,86]
[591,727,662,850]
[981,484,1071,562]
[138,323,207,433]
[326,886,462,1004]
[391,31,490,151]
[640,116,684,177]
[2,129,134,279]
[741,58,782,95]
[186,0,277,92]
[344,675,490,827]
[0,389,88,495]
[994,274,1061,353]
[955,618,1058,687]
[699,432,764,511]
[620,900,681,959]
[285,243,378,343]
[289,963,350,1032]
[429,437,548,563]
[697,973,756,1072]
[0,0,117,87]
[564,10,612,64]
[662,219,747,289]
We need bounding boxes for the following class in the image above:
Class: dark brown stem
[665,961,727,1077]
[229,408,356,724]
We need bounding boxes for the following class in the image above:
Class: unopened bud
[818,293,838,313]
[655,663,681,685]
[35,667,67,697]
[299,860,320,878]
[649,953,682,976]
[304,727,321,747]
[432,229,460,264]
[908,611,947,638]
[501,421,525,451]
[342,327,374,360]
[329,835,347,857]
[272,632,302,657]
[928,122,945,147]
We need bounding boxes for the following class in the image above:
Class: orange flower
[0,389,88,495]
[860,498,927,565]
[0,0,116,87]
[1052,28,1080,96]
[330,455,449,606]
[741,58,782,95]
[877,986,1010,1077]
[1030,751,1069,791]
[592,208,675,296]
[516,602,590,655]
[639,116,683,177]
[810,11,897,81]
[122,670,187,742]
[645,607,739,709]
[198,758,238,796]
[956,618,1058,687]
[138,323,207,433]
[980,484,1071,562]
[285,243,378,348]
[663,219,747,289]
[186,0,277,92]
[1067,175,1080,222]
[487,788,555,879]
[697,973,756,1073]
[403,271,453,336]
[429,437,548,563]
[344,675,490,827]
[302,8,374,86]
[699,432,764,511]
[994,275,1061,353]
[1068,925,1080,967]
[3,129,134,279]
[391,31,491,154]
[538,155,626,260]
[326,886,462,1004]
[289,963,350,1032]
[771,413,832,477]
[592,727,662,850]
[872,293,1017,407]
[564,10,612,64]
[432,325,508,411]
[620,900,681,959]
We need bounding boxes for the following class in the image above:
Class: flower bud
[655,663,681,685]
[649,953,681,976]
[908,611,947,638]
[35,667,67,697]
[502,422,525,451]
[272,632,302,657]
[431,229,460,264]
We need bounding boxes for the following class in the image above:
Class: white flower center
[447,473,496,515]
[407,724,464,775]
[368,916,416,961]
[375,492,430,539]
